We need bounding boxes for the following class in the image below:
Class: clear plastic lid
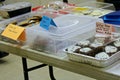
[51,14,98,35]
[28,14,102,40]
[0,2,32,11]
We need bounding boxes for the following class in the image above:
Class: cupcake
[76,40,90,47]
[95,52,110,60]
[105,45,118,56]
[66,45,81,53]
[79,47,94,56]
[113,38,120,50]
[90,42,104,55]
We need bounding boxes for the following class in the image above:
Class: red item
[32,6,43,11]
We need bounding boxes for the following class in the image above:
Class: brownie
[95,52,110,60]
[79,47,94,56]
[66,45,81,53]
[104,45,118,56]
[76,40,90,47]
[89,42,104,55]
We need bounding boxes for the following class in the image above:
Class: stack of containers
[0,12,103,53]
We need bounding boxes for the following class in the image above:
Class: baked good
[95,52,110,60]
[105,45,118,56]
[79,47,94,56]
[113,38,120,50]
[90,42,104,55]
[94,34,111,44]
[76,40,90,47]
[90,10,102,17]
[18,16,42,27]
[66,45,81,53]
[31,36,49,52]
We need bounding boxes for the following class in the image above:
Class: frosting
[77,40,90,47]
[67,46,81,53]
[105,45,117,53]
[95,52,110,60]
[79,47,92,53]
[114,38,120,47]
[90,42,103,48]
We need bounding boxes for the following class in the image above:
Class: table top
[0,41,120,80]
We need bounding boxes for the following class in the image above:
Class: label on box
[96,22,115,35]
[1,24,26,41]
[40,16,57,30]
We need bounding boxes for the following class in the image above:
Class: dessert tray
[64,37,120,67]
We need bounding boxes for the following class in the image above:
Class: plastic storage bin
[66,1,114,18]
[0,11,63,45]
[25,14,103,53]
[76,1,115,10]
[0,12,44,44]
[0,2,32,18]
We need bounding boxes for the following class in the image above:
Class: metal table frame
[22,57,56,80]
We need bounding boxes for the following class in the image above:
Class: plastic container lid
[0,2,32,11]
[52,14,97,35]
[27,14,101,40]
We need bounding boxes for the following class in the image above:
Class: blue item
[101,11,120,25]
[40,16,57,30]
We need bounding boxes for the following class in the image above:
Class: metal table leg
[22,57,56,80]
[49,66,56,80]
[22,57,29,80]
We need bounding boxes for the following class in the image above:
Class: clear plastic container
[0,13,103,53]
[25,14,103,53]
[66,1,114,18]
[0,12,45,44]
[76,1,115,10]
[0,11,61,32]
[0,2,32,18]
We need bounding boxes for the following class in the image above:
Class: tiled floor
[0,54,96,80]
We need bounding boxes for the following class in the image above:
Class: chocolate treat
[95,52,110,60]
[31,36,48,52]
[76,40,90,47]
[105,45,118,56]
[94,34,111,44]
[113,38,120,50]
[79,47,94,56]
[66,45,81,53]
[90,42,104,54]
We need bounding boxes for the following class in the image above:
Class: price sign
[40,16,57,30]
[96,22,115,35]
[1,24,26,41]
